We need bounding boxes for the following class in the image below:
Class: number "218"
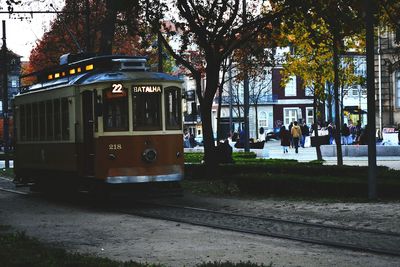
[109,144,122,150]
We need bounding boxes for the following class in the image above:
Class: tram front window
[165,87,182,130]
[132,86,162,131]
[103,88,128,131]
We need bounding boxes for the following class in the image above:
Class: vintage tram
[14,54,184,192]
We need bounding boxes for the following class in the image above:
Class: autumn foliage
[27,0,155,73]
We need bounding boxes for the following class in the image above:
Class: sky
[0,0,64,61]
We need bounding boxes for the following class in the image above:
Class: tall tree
[279,16,333,160]
[287,0,366,165]
[144,0,296,166]
[28,0,146,72]
[280,13,365,161]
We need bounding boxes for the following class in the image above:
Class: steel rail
[0,186,28,195]
[1,184,399,257]
[118,201,400,257]
[141,201,400,237]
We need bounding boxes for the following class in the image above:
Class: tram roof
[21,54,183,93]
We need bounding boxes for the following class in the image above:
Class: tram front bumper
[105,165,183,184]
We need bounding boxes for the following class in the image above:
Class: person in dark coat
[359,125,369,145]
[341,123,351,145]
[279,126,290,153]
[301,122,310,148]
[288,122,293,148]
[398,123,400,145]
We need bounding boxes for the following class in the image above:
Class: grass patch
[0,168,14,179]
[0,231,161,267]
[0,227,270,267]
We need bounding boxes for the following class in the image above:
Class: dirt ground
[1,187,400,267]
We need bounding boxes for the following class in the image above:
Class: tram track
[117,201,400,257]
[1,182,400,257]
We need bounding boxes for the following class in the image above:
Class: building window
[306,107,314,126]
[305,86,313,97]
[284,76,297,96]
[11,78,18,88]
[259,111,268,128]
[283,108,298,126]
[351,85,359,97]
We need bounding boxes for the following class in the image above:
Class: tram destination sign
[132,85,162,93]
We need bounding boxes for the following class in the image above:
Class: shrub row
[184,163,400,199]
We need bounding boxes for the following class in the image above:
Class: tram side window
[39,102,46,141]
[102,88,128,131]
[18,98,70,142]
[46,100,54,140]
[20,105,26,141]
[165,87,182,130]
[54,99,61,140]
[61,98,70,140]
[26,104,32,141]
[32,103,39,141]
[132,90,162,131]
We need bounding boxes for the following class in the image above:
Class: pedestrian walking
[291,121,302,153]
[301,122,309,148]
[327,122,335,144]
[279,126,290,153]
[398,123,400,145]
[288,122,294,148]
[341,123,350,145]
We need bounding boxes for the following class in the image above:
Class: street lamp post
[1,20,9,169]
[365,0,377,200]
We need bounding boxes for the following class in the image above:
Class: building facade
[0,50,21,114]
[272,68,314,129]
[375,29,400,129]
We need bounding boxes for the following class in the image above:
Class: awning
[344,106,367,114]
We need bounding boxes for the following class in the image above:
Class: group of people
[279,121,309,154]
[278,120,375,154]
[326,121,369,145]
[183,131,196,148]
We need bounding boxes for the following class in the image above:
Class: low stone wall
[321,145,400,157]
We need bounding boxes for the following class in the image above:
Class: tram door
[82,91,95,176]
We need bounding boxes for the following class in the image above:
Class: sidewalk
[263,140,400,170]
[185,140,400,170]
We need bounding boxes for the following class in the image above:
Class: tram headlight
[142,148,157,163]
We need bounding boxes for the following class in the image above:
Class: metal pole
[229,59,233,135]
[158,32,163,73]
[2,20,9,169]
[378,27,382,136]
[243,0,250,152]
[365,0,377,200]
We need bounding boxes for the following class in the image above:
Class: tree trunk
[99,0,117,54]
[217,83,223,140]
[313,89,323,161]
[255,103,259,140]
[201,68,220,169]
[333,27,343,166]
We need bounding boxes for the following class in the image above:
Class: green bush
[184,163,400,199]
